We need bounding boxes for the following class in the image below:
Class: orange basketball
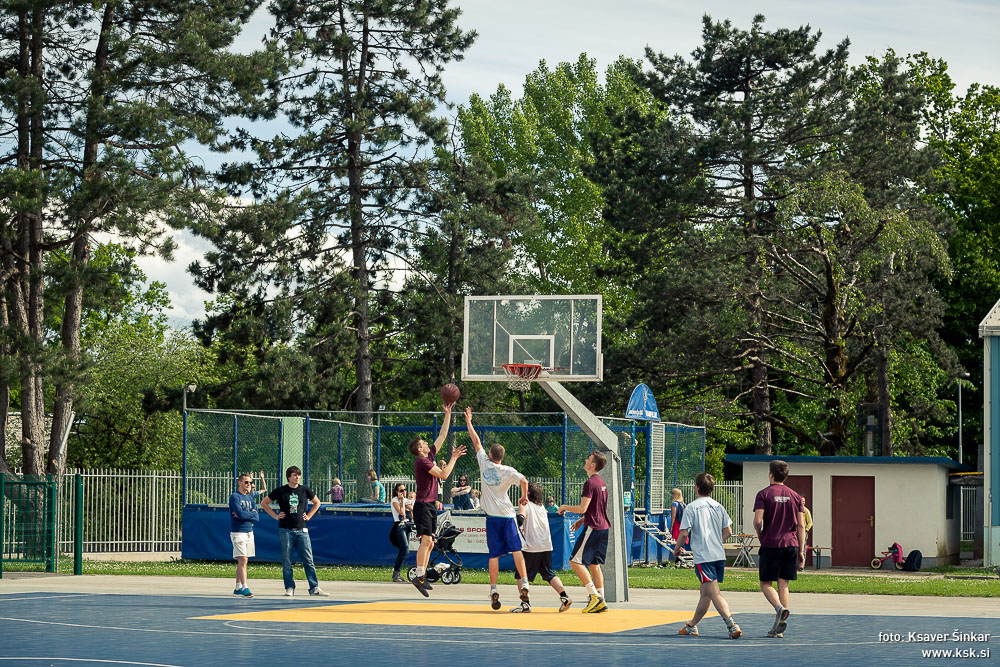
[440,383,460,405]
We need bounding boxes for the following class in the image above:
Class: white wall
[741,461,959,566]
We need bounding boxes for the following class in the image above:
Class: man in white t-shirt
[464,407,531,612]
[676,472,742,639]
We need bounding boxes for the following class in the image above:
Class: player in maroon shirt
[752,459,806,638]
[408,403,466,597]
[558,450,610,613]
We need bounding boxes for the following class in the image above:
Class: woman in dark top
[451,474,474,510]
[389,483,411,582]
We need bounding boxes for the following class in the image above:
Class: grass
[5,557,998,597]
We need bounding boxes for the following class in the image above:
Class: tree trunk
[48,2,114,475]
[345,5,373,496]
[876,340,893,456]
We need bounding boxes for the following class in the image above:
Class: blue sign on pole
[626,384,660,421]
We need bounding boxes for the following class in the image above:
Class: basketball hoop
[501,363,543,391]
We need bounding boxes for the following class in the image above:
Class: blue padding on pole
[182,506,573,570]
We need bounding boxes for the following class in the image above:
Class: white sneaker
[285,588,294,597]
[309,587,330,597]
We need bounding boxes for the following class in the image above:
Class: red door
[832,476,875,567]
[786,475,813,565]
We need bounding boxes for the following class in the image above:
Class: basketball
[440,383,460,405]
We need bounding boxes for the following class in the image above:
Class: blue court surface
[0,587,997,667]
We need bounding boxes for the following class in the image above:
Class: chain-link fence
[184,410,701,508]
[1,474,58,575]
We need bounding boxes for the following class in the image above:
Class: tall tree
[0,0,264,475]
[627,14,851,453]
[195,0,474,492]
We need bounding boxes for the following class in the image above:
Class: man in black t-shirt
[261,466,329,597]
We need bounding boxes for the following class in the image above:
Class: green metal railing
[0,473,84,578]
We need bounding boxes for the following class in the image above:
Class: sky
[147,0,1000,327]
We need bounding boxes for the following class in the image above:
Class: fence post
[182,410,188,506]
[561,414,568,506]
[376,412,381,480]
[673,425,680,488]
[304,415,311,487]
[278,420,284,483]
[337,423,342,478]
[1,473,5,579]
[74,473,83,576]
[47,474,56,573]
[232,415,240,494]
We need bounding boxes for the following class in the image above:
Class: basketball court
[1,576,997,665]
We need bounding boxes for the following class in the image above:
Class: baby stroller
[407,518,464,584]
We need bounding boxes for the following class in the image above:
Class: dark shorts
[413,501,437,537]
[570,526,608,566]
[758,546,800,582]
[694,560,725,584]
[486,516,522,558]
[523,551,555,582]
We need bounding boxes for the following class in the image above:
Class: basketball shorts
[523,550,556,582]
[230,531,255,558]
[570,526,608,566]
[758,546,800,582]
[694,560,725,584]
[486,516,523,558]
[413,501,437,537]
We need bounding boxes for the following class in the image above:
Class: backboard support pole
[539,380,629,603]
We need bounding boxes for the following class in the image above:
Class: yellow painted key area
[196,602,713,634]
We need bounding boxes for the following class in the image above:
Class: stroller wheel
[407,566,418,582]
[452,569,462,584]
[426,569,441,583]
[441,570,455,585]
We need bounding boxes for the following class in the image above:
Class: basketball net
[501,363,542,391]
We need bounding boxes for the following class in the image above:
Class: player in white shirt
[463,406,531,612]
[676,472,742,639]
[516,481,572,611]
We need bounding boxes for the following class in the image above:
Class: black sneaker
[510,601,531,613]
[558,595,572,612]
[490,590,501,610]
[412,576,431,598]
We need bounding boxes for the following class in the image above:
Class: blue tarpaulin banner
[183,504,572,570]
[626,383,660,421]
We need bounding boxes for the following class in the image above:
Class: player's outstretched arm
[432,444,467,480]
[518,477,529,506]
[464,406,483,454]
[433,404,453,450]
[558,496,591,515]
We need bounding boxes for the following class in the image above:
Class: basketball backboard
[462,295,602,382]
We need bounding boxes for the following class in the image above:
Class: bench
[809,546,831,569]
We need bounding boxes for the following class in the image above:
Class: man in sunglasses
[230,473,259,598]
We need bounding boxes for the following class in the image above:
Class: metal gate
[0,474,58,576]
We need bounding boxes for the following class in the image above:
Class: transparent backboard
[462,295,603,382]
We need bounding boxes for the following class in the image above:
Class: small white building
[727,455,967,567]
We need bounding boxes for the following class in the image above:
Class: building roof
[979,296,1000,337]
[726,454,972,472]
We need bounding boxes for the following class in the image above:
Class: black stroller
[406,518,464,585]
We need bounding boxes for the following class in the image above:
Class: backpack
[903,549,922,572]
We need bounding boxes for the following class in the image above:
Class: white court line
[0,594,89,602]
[0,615,892,649]
[0,660,181,667]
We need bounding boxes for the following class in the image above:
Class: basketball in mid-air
[440,383,460,406]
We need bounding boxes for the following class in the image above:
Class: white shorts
[231,531,255,558]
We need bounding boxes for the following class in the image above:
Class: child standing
[517,482,572,612]
[464,407,531,612]
[558,450,610,613]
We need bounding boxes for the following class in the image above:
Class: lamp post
[958,372,970,465]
